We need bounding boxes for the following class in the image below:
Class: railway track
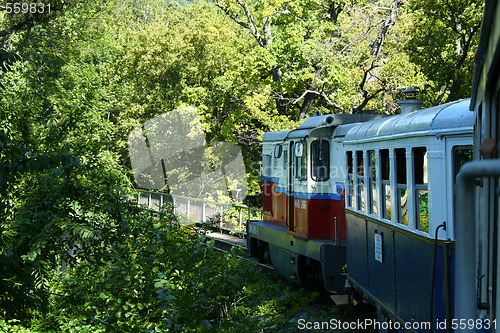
[203,230,274,271]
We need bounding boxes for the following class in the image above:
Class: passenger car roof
[343,99,474,143]
[263,114,386,142]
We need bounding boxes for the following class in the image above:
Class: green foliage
[403,0,483,104]
[419,192,429,232]
[1,199,330,331]
[0,0,485,330]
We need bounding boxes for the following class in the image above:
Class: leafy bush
[0,189,330,332]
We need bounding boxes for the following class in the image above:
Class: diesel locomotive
[247,112,382,293]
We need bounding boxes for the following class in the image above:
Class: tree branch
[353,88,385,113]
[370,0,406,57]
[214,0,251,31]
[262,16,272,48]
[359,59,379,92]
[293,89,342,109]
[236,0,267,48]
[433,83,449,106]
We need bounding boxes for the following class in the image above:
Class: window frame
[395,148,408,226]
[311,139,330,182]
[379,149,391,221]
[356,150,365,211]
[368,150,377,216]
[294,139,308,181]
[413,147,429,233]
[346,151,353,207]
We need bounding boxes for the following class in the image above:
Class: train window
[347,151,353,207]
[396,148,408,226]
[453,147,473,179]
[413,147,428,232]
[381,149,391,220]
[452,146,473,196]
[273,147,284,178]
[368,150,377,215]
[295,142,304,157]
[311,139,330,181]
[263,154,272,177]
[274,144,283,158]
[356,151,365,211]
[295,140,307,181]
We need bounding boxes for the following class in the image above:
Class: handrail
[134,189,262,235]
[134,189,261,211]
[455,160,500,331]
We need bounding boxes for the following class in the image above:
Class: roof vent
[397,87,423,115]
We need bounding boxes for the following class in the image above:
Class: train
[248,2,500,331]
[248,95,474,332]
[457,0,500,331]
[248,112,383,293]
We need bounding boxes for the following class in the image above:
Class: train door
[446,138,480,315]
[474,92,499,324]
[288,141,295,232]
[446,138,473,238]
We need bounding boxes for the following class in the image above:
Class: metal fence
[136,190,262,235]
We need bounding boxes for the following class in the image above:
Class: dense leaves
[0,0,484,330]
[403,0,483,105]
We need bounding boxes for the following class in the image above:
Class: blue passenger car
[343,99,474,332]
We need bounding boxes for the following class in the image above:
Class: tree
[213,0,291,114]
[212,0,431,117]
[0,0,133,321]
[403,0,483,105]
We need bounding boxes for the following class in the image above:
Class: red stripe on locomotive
[262,178,346,241]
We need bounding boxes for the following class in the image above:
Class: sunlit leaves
[403,0,483,103]
[0,0,487,328]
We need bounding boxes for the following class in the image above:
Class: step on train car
[343,99,474,332]
[247,113,382,294]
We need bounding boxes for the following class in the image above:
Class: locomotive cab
[248,113,382,293]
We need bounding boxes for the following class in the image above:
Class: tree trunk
[297,65,329,119]
[328,2,344,23]
[370,0,406,57]
[298,93,317,120]
[271,66,283,82]
[271,66,288,114]
[445,74,463,103]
